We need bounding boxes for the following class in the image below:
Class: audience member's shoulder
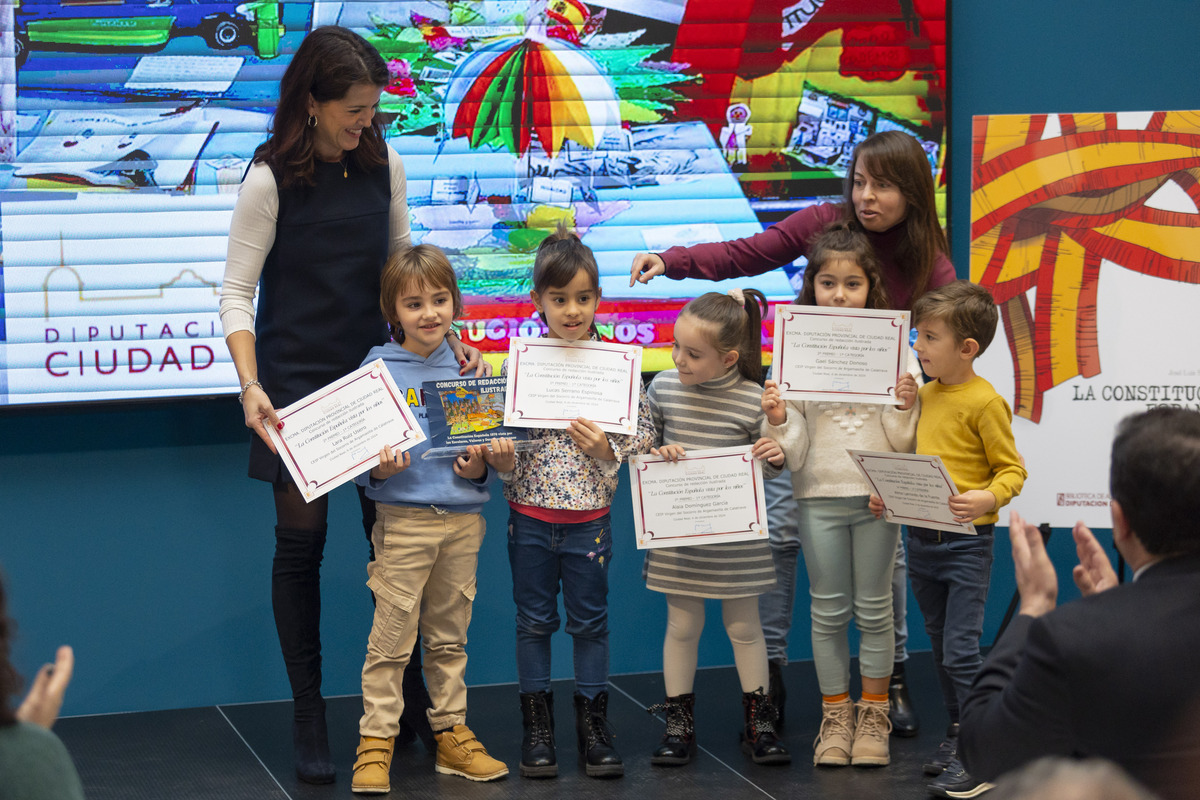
[1,719,67,755]
[0,721,85,798]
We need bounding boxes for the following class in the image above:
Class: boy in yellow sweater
[872,280,1025,799]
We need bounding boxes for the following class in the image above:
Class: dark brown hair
[1110,407,1200,558]
[0,574,20,727]
[680,289,768,384]
[797,221,891,310]
[379,244,463,343]
[254,26,389,187]
[912,279,998,356]
[842,130,949,307]
[532,226,601,336]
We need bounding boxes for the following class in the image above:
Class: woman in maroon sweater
[629,129,956,739]
[629,130,954,310]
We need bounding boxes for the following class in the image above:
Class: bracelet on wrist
[238,379,262,404]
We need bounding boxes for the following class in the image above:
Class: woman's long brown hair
[842,130,949,307]
[254,26,390,188]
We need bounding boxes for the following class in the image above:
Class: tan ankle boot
[850,698,892,766]
[352,736,394,794]
[813,698,854,766]
[435,724,509,781]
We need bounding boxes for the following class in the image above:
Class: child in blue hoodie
[350,244,515,793]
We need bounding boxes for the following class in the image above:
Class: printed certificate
[630,445,770,549]
[266,359,425,503]
[504,338,642,435]
[847,449,977,535]
[773,305,910,405]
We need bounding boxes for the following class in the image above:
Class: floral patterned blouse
[499,336,656,511]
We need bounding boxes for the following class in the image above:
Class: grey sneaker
[927,757,993,798]
[923,722,959,775]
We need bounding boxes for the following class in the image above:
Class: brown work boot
[351,736,394,794]
[435,724,510,782]
[850,698,892,766]
[813,698,854,766]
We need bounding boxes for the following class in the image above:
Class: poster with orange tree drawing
[971,110,1200,526]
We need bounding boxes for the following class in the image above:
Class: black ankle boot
[293,704,335,784]
[767,660,787,730]
[520,691,557,778]
[397,641,437,753]
[888,662,920,737]
[648,693,696,766]
[573,691,623,777]
[740,687,790,765]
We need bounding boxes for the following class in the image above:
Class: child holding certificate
[644,289,790,767]
[871,279,1026,798]
[760,223,921,768]
[350,245,512,793]
[490,228,655,779]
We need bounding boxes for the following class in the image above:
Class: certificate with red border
[504,338,642,435]
[630,445,769,549]
[773,305,910,405]
[266,359,425,503]
[847,449,977,535]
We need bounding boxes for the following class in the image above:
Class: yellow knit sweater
[916,375,1026,526]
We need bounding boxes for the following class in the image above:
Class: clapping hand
[16,645,74,729]
[1071,521,1119,596]
[1010,511,1058,618]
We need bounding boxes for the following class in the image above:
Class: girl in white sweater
[761,223,919,768]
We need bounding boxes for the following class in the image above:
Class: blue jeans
[907,525,995,723]
[508,510,612,698]
[759,469,801,664]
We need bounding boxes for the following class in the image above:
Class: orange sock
[862,691,888,703]
[823,692,850,704]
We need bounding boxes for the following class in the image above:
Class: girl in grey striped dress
[645,289,790,766]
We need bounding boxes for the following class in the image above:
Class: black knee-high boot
[272,525,333,783]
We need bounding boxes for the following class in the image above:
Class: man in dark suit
[960,407,1200,800]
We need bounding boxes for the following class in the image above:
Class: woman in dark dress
[218,26,483,784]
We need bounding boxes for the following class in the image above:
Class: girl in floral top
[490,227,654,780]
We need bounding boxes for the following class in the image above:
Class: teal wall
[5,0,1200,715]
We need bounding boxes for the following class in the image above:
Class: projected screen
[0,0,946,407]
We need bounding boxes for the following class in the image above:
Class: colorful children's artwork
[422,376,530,458]
[971,110,1200,526]
[0,0,946,406]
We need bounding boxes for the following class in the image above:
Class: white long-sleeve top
[764,351,921,500]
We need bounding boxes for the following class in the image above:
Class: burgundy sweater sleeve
[930,250,957,288]
[660,203,842,281]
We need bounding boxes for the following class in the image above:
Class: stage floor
[56,652,955,800]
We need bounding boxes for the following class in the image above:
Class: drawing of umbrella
[444,37,620,159]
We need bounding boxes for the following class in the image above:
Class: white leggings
[663,594,770,696]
